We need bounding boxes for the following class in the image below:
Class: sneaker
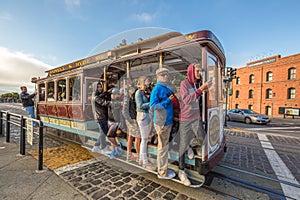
[142,162,156,171]
[110,150,116,159]
[116,145,122,156]
[101,146,112,155]
[187,147,194,160]
[178,170,191,186]
[157,169,176,179]
[92,146,102,154]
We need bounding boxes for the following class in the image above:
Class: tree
[116,39,127,48]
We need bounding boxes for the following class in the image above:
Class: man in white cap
[150,67,176,179]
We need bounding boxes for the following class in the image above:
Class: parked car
[226,109,270,124]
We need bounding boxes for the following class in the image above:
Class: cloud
[65,0,81,10]
[132,12,155,23]
[0,11,13,21]
[0,47,52,93]
[64,0,86,20]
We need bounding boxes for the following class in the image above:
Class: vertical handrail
[20,116,26,155]
[6,112,10,143]
[38,122,44,170]
[0,112,3,136]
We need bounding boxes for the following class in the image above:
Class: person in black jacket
[20,86,37,125]
[92,82,111,155]
[93,82,122,159]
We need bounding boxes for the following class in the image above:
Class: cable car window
[57,79,66,101]
[207,53,218,108]
[69,76,81,101]
[39,83,45,101]
[47,81,55,101]
[86,79,97,103]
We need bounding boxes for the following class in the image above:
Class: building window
[266,106,272,115]
[249,74,254,83]
[266,89,272,99]
[288,68,296,80]
[235,104,239,108]
[249,90,254,99]
[288,87,296,99]
[266,71,273,82]
[248,105,253,110]
[236,77,240,85]
[235,90,240,98]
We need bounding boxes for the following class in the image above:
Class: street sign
[26,119,33,145]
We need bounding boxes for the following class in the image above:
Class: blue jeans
[25,106,38,126]
[95,122,107,149]
[25,106,35,118]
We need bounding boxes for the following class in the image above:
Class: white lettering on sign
[26,119,33,145]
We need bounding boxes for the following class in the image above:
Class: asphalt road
[227,117,300,137]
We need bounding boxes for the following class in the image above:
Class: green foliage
[1,92,19,98]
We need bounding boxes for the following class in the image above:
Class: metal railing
[0,110,44,170]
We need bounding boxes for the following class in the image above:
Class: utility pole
[224,67,237,127]
[224,78,229,127]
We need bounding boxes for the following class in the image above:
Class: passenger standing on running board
[135,76,156,171]
[92,82,112,155]
[106,88,123,159]
[20,86,38,126]
[122,80,141,162]
[150,67,176,179]
[178,63,211,186]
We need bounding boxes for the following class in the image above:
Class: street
[1,103,300,199]
[227,117,300,137]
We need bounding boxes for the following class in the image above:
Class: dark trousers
[178,119,204,170]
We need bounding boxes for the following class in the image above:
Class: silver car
[226,109,270,124]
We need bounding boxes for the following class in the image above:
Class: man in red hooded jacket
[178,63,211,186]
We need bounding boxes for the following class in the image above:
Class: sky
[1,0,300,94]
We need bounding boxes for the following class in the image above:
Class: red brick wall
[229,54,300,117]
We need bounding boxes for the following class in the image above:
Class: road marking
[245,127,300,131]
[258,134,300,200]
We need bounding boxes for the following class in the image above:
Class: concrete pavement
[0,137,87,200]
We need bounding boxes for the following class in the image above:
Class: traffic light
[230,68,237,79]
[226,67,232,77]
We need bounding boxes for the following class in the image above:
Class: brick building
[229,53,300,117]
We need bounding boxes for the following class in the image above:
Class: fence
[0,111,44,170]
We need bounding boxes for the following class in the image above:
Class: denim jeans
[25,106,35,119]
[25,106,38,126]
[137,114,152,165]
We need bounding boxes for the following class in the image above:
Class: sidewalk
[0,137,87,200]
